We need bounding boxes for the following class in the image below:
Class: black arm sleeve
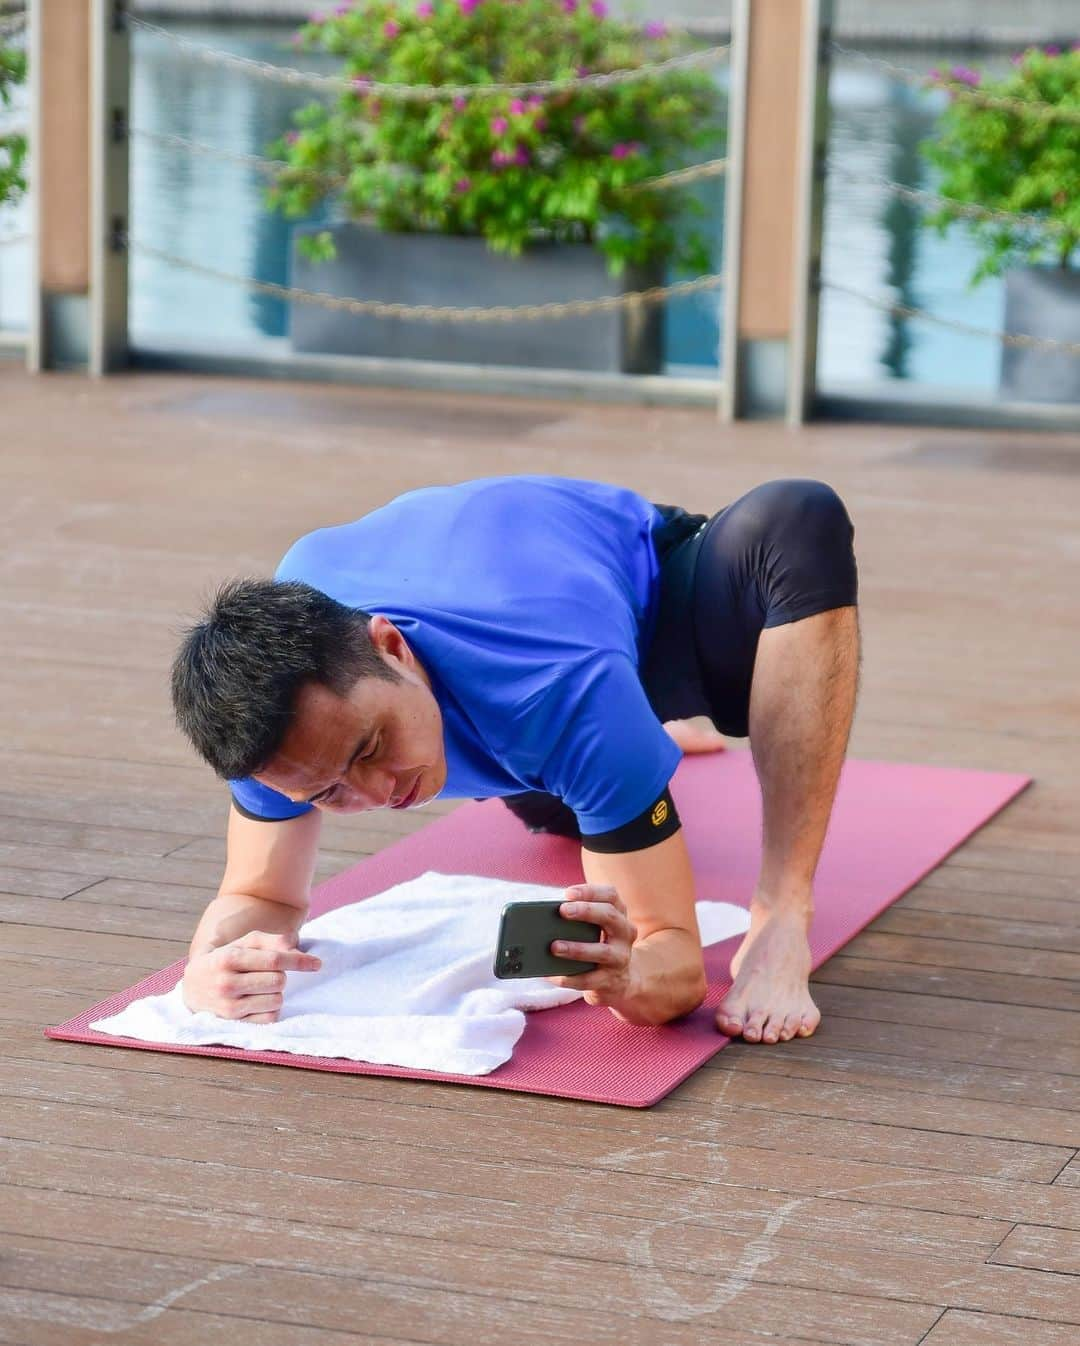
[579,786,681,854]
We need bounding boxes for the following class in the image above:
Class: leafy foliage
[266,0,723,274]
[0,35,27,209]
[919,46,1080,285]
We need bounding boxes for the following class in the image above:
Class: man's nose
[347,767,395,809]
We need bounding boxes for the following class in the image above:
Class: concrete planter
[290,222,664,374]
[1000,265,1080,404]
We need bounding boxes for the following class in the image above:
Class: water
[0,23,1041,394]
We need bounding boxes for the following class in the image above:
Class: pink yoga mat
[46,752,1029,1106]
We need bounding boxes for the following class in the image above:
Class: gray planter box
[1000,264,1080,404]
[290,222,663,374]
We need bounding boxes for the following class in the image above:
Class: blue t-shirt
[230,475,682,836]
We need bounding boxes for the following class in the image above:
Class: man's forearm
[188,890,308,960]
[607,928,707,1027]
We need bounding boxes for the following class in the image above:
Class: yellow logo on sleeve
[651,799,669,827]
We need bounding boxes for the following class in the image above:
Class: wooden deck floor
[0,365,1077,1346]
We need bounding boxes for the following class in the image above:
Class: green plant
[0,30,27,209]
[266,0,723,275]
[919,46,1080,286]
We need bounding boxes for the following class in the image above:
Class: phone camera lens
[509,960,523,974]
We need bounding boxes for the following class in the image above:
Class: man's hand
[181,930,322,1023]
[545,884,638,1008]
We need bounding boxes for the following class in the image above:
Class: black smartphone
[493,899,603,979]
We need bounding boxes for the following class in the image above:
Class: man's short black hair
[171,578,401,781]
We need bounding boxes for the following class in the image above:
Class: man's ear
[368,614,410,667]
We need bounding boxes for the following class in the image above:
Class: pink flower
[577,65,590,76]
[352,75,372,90]
[1043,43,1062,56]
[416,0,434,14]
[490,115,509,135]
[535,116,548,132]
[949,64,980,86]
[308,10,326,21]
[526,94,544,109]
[454,176,472,193]
[334,3,351,13]
[512,144,530,165]
[452,94,467,110]
[459,0,481,12]
[284,130,300,145]
[643,19,667,38]
[561,0,577,11]
[384,18,400,36]
[509,98,526,115]
[610,141,641,159]
[590,0,608,16]
[491,148,511,167]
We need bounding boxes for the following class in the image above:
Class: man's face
[253,616,447,814]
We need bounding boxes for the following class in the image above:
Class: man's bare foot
[716,904,821,1044]
[663,715,726,754]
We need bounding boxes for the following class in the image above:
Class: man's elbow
[613,966,708,1027]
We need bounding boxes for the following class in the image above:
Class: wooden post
[28,0,92,371]
[721,0,830,421]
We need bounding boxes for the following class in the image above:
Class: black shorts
[503,478,859,841]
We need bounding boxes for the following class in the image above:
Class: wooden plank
[989,1225,1080,1276]
[0,896,196,944]
[3,1069,1077,1231]
[811,954,1080,1014]
[1054,1159,1080,1188]
[0,868,98,900]
[0,815,192,859]
[941,848,1080,881]
[0,1306,402,1346]
[0,841,224,889]
[0,923,186,969]
[868,908,1080,954]
[897,887,1079,928]
[807,985,1077,1044]
[0,1232,931,1346]
[73,878,215,914]
[2,1057,1070,1185]
[813,930,1080,981]
[693,1046,1080,1114]
[921,1310,1080,1346]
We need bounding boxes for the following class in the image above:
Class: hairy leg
[716,605,860,1043]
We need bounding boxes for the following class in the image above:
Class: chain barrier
[131,125,727,195]
[823,277,1080,358]
[828,41,1080,125]
[132,239,723,323]
[128,17,729,101]
[825,160,1078,238]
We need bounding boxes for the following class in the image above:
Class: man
[173,474,859,1044]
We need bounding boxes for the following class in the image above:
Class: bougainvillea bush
[920,45,1080,285]
[267,0,723,275]
[0,33,27,209]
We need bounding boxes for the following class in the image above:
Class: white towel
[91,871,750,1076]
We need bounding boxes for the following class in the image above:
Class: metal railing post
[788,0,833,426]
[90,0,129,375]
[718,0,748,423]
